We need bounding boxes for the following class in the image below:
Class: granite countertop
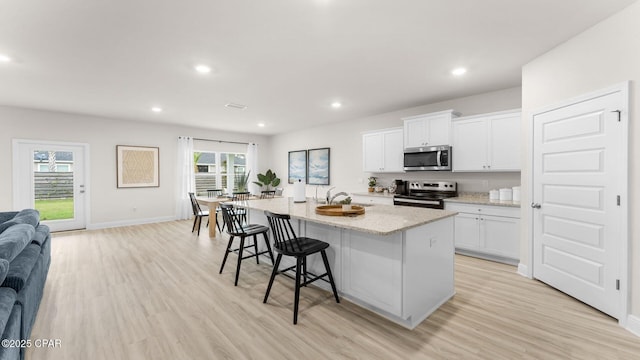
[238,197,456,235]
[444,192,521,208]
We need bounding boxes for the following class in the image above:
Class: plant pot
[368,187,374,192]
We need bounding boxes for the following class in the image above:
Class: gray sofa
[0,210,51,360]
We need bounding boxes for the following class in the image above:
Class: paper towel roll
[293,179,306,203]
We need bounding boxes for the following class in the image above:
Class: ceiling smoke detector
[225,103,247,110]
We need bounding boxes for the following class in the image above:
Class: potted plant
[253,169,281,191]
[234,170,251,192]
[339,196,352,211]
[368,177,377,192]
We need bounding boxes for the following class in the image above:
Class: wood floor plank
[26,220,640,359]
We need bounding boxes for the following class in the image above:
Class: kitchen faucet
[327,188,349,205]
[322,187,335,204]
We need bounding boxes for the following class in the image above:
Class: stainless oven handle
[436,150,442,167]
[395,198,441,205]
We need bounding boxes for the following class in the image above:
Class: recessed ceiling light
[451,67,467,76]
[331,102,342,108]
[0,54,11,63]
[257,123,265,127]
[194,64,211,74]
[151,107,163,113]
[225,103,247,110]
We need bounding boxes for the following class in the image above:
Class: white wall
[266,86,522,198]
[0,106,270,228]
[521,1,640,316]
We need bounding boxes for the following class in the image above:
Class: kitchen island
[239,197,457,329]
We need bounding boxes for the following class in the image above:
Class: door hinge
[612,110,621,122]
[617,195,621,206]
[616,279,620,290]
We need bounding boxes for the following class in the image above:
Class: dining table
[195,194,257,238]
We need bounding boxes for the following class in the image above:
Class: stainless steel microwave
[403,145,451,171]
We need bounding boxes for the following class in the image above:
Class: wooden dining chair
[219,204,275,286]
[260,190,276,199]
[206,189,225,232]
[231,192,251,223]
[188,192,209,236]
[263,210,340,324]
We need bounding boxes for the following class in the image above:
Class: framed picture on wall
[307,147,330,185]
[116,145,160,188]
[288,150,307,184]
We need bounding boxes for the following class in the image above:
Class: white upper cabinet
[452,110,521,172]
[402,110,459,149]
[362,128,404,173]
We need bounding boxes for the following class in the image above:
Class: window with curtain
[194,151,246,195]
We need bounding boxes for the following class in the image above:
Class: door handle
[531,203,541,209]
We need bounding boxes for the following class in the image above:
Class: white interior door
[532,88,627,319]
[13,139,88,232]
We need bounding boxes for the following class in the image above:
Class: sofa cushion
[0,209,40,234]
[0,212,18,225]
[31,225,50,247]
[0,260,9,286]
[2,245,40,292]
[0,303,20,360]
[0,288,17,337]
[0,224,35,263]
[3,245,39,292]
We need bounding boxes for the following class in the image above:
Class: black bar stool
[263,210,340,324]
[219,203,275,286]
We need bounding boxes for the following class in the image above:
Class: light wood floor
[27,220,640,360]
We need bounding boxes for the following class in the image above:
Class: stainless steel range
[393,181,457,209]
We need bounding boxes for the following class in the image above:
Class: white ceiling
[0,0,636,135]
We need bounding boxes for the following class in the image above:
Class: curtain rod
[191,137,251,145]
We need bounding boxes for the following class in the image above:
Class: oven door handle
[436,150,442,167]
[395,198,441,206]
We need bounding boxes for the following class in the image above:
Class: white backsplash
[368,171,521,194]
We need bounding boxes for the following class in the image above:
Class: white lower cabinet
[341,230,403,316]
[444,202,520,263]
[301,221,343,292]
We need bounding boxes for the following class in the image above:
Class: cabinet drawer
[445,202,520,218]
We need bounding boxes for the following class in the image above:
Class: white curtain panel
[176,136,194,220]
[246,143,259,195]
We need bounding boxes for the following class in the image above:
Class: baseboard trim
[517,263,530,278]
[87,216,177,230]
[626,315,640,337]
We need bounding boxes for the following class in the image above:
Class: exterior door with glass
[12,139,88,232]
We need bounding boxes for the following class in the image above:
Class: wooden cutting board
[315,205,365,216]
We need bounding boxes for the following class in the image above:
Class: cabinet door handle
[482,165,486,169]
[531,203,542,209]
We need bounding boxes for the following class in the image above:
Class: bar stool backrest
[264,211,302,253]
[220,203,246,235]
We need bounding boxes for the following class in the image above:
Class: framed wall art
[307,147,330,185]
[288,150,307,184]
[116,145,160,188]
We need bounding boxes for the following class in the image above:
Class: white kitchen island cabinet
[241,197,456,329]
